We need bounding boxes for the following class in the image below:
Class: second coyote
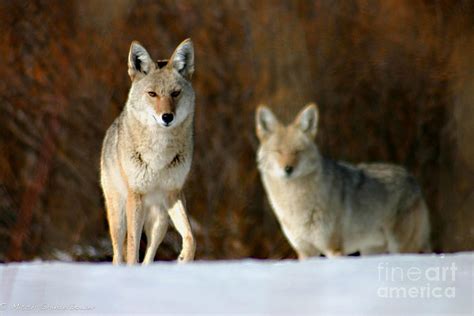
[101,39,196,265]
[256,103,431,259]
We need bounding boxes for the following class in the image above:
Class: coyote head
[256,103,321,179]
[126,39,195,128]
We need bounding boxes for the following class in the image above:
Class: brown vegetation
[0,0,473,262]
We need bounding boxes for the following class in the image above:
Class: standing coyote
[101,39,196,265]
[256,103,431,259]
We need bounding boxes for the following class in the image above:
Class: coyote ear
[128,41,154,80]
[256,105,280,140]
[294,103,319,138]
[169,38,194,80]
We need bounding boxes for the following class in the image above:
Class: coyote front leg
[126,191,145,265]
[104,190,126,265]
[168,198,195,262]
[143,206,169,265]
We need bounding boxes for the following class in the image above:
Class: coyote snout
[276,151,297,177]
[153,96,175,127]
[256,103,431,259]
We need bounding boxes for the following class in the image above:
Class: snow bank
[0,253,472,315]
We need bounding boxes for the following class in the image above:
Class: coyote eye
[147,91,157,97]
[171,90,181,98]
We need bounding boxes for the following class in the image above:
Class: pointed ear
[169,38,194,80]
[256,105,280,141]
[128,41,155,80]
[294,103,319,138]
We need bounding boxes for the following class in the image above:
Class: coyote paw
[326,249,343,258]
[177,236,196,263]
[177,254,192,263]
[177,248,195,263]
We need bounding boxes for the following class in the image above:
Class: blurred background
[0,0,473,262]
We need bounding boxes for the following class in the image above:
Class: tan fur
[255,103,431,259]
[100,39,196,265]
[154,96,175,116]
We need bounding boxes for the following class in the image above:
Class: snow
[0,253,472,315]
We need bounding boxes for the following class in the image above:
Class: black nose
[284,166,294,175]
[162,113,174,124]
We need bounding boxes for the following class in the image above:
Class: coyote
[255,103,431,259]
[100,39,196,265]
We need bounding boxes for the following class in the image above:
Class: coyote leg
[126,191,145,265]
[104,189,126,265]
[168,197,195,262]
[143,206,169,265]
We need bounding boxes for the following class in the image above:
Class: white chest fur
[121,117,193,194]
[261,174,329,249]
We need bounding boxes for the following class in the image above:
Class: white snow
[0,253,472,315]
